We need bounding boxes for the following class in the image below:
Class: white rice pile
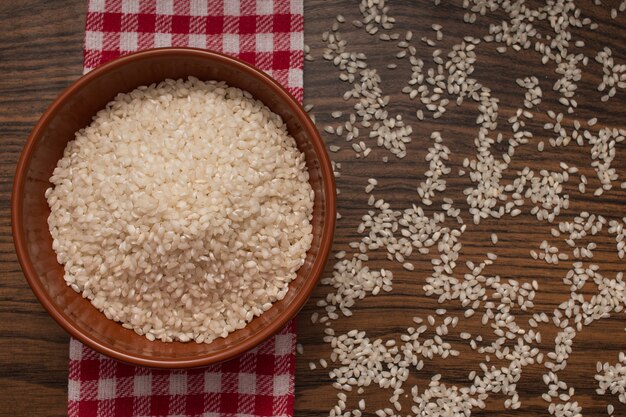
[46,77,314,344]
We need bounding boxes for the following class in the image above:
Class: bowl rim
[11,47,336,368]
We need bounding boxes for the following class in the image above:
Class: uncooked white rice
[46,77,314,344]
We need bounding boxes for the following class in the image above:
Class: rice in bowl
[46,77,314,344]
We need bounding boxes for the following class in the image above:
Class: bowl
[12,47,336,368]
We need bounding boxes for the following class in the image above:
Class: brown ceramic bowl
[12,47,335,368]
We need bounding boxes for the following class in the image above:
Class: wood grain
[1,1,625,416]
[0,1,86,416]
[297,1,626,417]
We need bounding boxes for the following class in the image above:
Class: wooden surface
[1,1,625,416]
[1,1,86,416]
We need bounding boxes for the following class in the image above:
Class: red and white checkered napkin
[69,1,303,416]
[68,322,296,417]
[83,0,303,100]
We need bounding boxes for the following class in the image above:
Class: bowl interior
[14,49,334,367]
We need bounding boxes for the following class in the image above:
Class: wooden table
[1,1,625,416]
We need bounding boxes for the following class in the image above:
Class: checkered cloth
[68,322,296,417]
[69,1,302,416]
[83,0,303,101]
